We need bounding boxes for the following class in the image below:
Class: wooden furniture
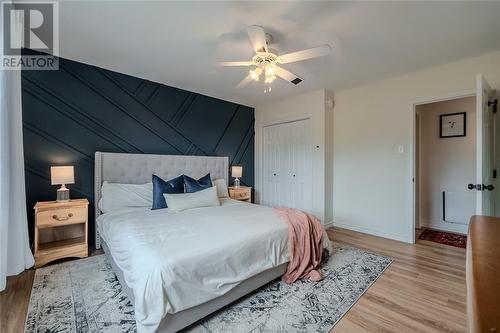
[228,186,252,202]
[34,199,89,268]
[466,215,500,333]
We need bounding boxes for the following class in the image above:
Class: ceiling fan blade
[218,61,253,67]
[275,66,303,85]
[247,25,268,53]
[236,75,253,89]
[279,44,331,64]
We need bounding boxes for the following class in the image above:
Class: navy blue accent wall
[22,53,254,247]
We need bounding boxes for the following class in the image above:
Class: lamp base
[56,186,70,202]
[234,178,240,188]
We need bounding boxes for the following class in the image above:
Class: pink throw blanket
[274,207,324,284]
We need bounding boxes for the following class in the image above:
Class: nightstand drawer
[37,206,87,228]
[234,191,250,200]
[228,186,252,202]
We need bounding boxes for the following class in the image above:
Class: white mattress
[97,199,330,332]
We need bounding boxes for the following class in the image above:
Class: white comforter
[97,199,330,332]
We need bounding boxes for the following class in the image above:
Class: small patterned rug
[418,228,467,248]
[25,244,392,333]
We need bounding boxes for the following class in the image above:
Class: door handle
[468,184,496,191]
[483,184,496,191]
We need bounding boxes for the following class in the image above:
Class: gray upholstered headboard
[94,152,229,248]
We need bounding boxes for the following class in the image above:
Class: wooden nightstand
[34,199,89,268]
[228,186,252,202]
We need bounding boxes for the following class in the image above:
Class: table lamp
[51,166,74,202]
[232,166,242,188]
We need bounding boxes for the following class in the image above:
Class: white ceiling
[57,1,500,107]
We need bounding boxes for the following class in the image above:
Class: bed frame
[94,152,286,332]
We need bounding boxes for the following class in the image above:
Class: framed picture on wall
[440,112,466,138]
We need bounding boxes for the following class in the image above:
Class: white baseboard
[420,219,468,234]
[332,221,413,243]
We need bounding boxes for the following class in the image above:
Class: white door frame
[408,89,476,243]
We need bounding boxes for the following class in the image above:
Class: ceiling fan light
[264,74,276,84]
[265,65,275,76]
[249,69,256,80]
[249,68,262,81]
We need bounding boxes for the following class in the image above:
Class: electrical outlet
[398,145,404,153]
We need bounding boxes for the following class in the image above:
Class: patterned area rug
[418,228,467,248]
[25,244,392,333]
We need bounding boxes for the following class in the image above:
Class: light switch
[398,145,405,153]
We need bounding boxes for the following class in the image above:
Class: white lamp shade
[231,166,243,178]
[50,166,75,185]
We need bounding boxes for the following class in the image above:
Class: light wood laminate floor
[0,227,466,333]
[329,228,466,333]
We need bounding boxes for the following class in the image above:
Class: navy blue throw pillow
[152,174,184,209]
[184,173,213,193]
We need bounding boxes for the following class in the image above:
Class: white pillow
[100,181,153,213]
[213,178,229,198]
[164,186,220,212]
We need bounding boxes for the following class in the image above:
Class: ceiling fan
[219,25,331,90]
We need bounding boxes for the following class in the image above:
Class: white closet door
[288,119,312,211]
[262,124,281,206]
[279,121,292,207]
[262,118,312,212]
[283,121,295,208]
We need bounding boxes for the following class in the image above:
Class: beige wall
[255,89,333,224]
[417,97,476,234]
[332,50,500,242]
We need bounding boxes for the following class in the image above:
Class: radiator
[443,191,475,225]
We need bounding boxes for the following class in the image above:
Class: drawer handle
[52,213,73,221]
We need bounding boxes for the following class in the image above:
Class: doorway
[414,96,477,236]
[411,75,499,243]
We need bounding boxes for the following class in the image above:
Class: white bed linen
[97,199,330,333]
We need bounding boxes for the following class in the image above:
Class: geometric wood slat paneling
[21,52,254,247]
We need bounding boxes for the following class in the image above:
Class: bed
[94,152,330,333]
